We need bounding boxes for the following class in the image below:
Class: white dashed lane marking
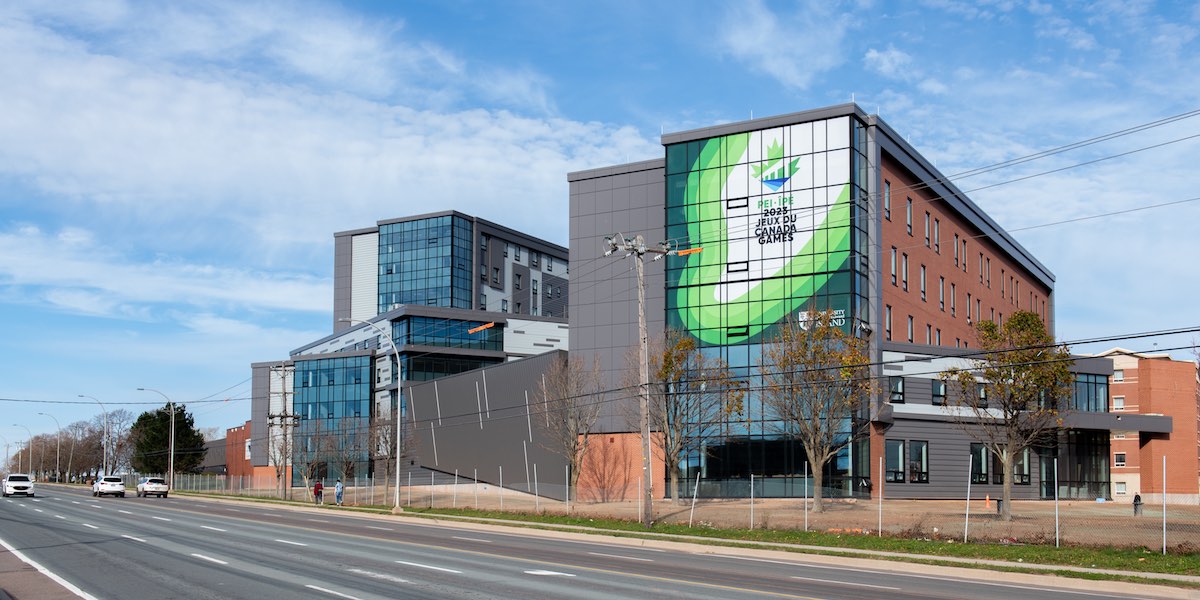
[201,526,227,532]
[395,560,461,574]
[275,539,307,547]
[191,554,228,565]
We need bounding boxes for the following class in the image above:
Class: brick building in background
[1097,348,1200,504]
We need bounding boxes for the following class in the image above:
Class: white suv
[2,474,35,497]
[136,477,169,498]
[93,476,126,498]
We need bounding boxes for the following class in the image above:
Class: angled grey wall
[406,351,570,500]
[568,159,666,433]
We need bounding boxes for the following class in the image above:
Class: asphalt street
[0,486,1177,600]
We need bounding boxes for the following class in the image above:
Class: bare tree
[293,420,330,501]
[941,310,1073,521]
[331,418,369,489]
[107,409,136,473]
[538,353,602,508]
[649,330,742,503]
[267,415,297,499]
[578,433,633,502]
[760,310,874,513]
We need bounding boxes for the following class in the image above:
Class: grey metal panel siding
[406,351,569,499]
[568,160,666,434]
[542,273,568,319]
[513,263,531,315]
[882,417,1045,500]
[249,363,271,467]
[333,233,353,333]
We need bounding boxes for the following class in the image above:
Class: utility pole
[268,363,297,499]
[603,233,699,527]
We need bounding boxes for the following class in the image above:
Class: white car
[92,476,126,498]
[2,474,35,497]
[137,477,169,498]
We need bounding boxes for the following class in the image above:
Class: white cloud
[717,0,855,90]
[864,46,913,80]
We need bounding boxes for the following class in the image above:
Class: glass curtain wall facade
[378,215,473,312]
[292,355,372,485]
[663,115,872,498]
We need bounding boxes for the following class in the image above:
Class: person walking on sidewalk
[335,479,344,506]
[313,480,323,505]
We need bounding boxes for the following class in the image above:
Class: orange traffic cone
[985,495,991,508]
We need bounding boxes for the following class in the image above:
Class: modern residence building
[246,212,570,484]
[560,102,1171,501]
[1096,348,1199,504]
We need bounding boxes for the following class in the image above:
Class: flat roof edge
[661,103,867,145]
[568,158,664,182]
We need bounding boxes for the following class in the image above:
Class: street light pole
[138,388,175,490]
[13,424,33,475]
[38,413,61,482]
[78,395,109,476]
[339,317,404,512]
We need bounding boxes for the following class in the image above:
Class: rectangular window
[515,302,522,314]
[1014,448,1031,485]
[906,198,913,235]
[532,252,540,268]
[977,384,988,408]
[950,283,956,316]
[885,440,905,483]
[979,253,984,283]
[1113,369,1124,382]
[906,315,914,342]
[479,292,487,310]
[935,328,942,346]
[481,236,488,250]
[504,244,509,258]
[933,219,940,253]
[889,377,905,403]
[924,212,930,247]
[926,324,932,344]
[515,246,521,261]
[986,257,991,287]
[514,273,523,290]
[885,305,893,341]
[970,443,989,484]
[976,299,982,323]
[961,239,967,272]
[532,280,538,295]
[966,293,973,322]
[938,277,945,310]
[1115,481,1127,495]
[492,267,500,284]
[932,380,946,405]
[1001,268,1006,298]
[909,441,929,483]
[501,299,508,313]
[547,256,553,272]
[919,265,926,301]
[890,248,897,285]
[884,180,891,220]
[1114,452,1127,467]
[1113,396,1125,411]
[901,253,908,291]
[954,233,960,266]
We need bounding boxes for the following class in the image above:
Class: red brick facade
[879,153,1052,349]
[225,420,253,479]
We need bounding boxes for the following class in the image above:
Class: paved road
[0,486,1174,600]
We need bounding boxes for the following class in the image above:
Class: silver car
[136,477,169,498]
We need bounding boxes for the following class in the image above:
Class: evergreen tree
[130,404,207,474]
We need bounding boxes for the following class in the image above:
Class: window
[977,384,988,408]
[1001,268,1006,298]
[532,279,538,296]
[979,253,984,283]
[1113,396,1125,411]
[976,299,981,323]
[938,277,945,310]
[514,273,523,290]
[986,257,991,287]
[890,248,897,285]
[1113,370,1124,382]
[889,377,905,403]
[531,252,540,268]
[515,302,522,314]
[481,236,488,250]
[966,293,973,322]
[547,256,553,272]
[504,244,509,258]
[1013,448,1031,485]
[932,380,946,405]
[933,219,940,253]
[545,285,552,299]
[906,316,914,342]
[479,293,487,310]
[1114,452,1127,467]
[901,253,908,291]
[884,180,891,220]
[925,324,932,344]
[1115,481,1127,495]
[919,265,926,301]
[501,299,509,313]
[514,246,521,261]
[961,239,967,272]
[924,212,931,247]
[885,305,892,341]
[970,443,989,484]
[935,328,942,346]
[480,265,487,281]
[954,233,960,266]
[950,283,956,316]
[492,267,500,284]
[886,440,905,483]
[909,441,929,483]
[906,198,913,235]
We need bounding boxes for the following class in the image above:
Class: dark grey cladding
[406,351,570,501]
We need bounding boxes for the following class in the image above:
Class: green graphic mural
[666,118,856,346]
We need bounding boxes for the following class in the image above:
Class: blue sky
[2,0,1199,452]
